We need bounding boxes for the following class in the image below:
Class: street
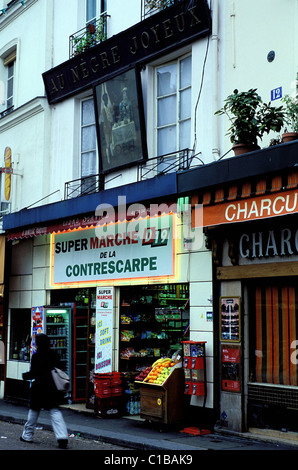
[0,420,128,451]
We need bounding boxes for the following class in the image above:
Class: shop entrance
[247,280,298,432]
[119,283,189,415]
[51,288,96,407]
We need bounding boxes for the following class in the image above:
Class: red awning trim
[6,202,177,241]
[7,216,100,241]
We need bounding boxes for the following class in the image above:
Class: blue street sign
[271,86,282,101]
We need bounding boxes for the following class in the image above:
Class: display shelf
[119,284,189,374]
[182,341,207,406]
[73,308,88,402]
[86,291,96,408]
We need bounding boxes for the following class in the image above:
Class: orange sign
[193,188,298,227]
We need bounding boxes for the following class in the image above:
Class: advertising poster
[95,287,114,374]
[220,296,241,342]
[221,346,241,393]
[31,307,44,354]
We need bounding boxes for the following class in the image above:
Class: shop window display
[120,284,189,370]
[10,309,31,361]
[120,284,189,414]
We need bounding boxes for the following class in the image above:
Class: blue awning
[3,173,177,235]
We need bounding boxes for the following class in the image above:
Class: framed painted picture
[94,67,147,173]
[220,296,241,342]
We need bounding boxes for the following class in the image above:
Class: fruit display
[135,357,180,385]
[135,366,152,382]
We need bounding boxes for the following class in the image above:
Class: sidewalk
[0,399,297,451]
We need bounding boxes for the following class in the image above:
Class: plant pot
[232,143,260,156]
[282,132,298,143]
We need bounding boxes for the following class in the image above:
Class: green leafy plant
[282,94,298,133]
[215,89,285,146]
[145,0,175,12]
[73,18,107,55]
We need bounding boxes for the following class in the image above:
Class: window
[86,0,96,24]
[250,283,298,386]
[10,309,31,361]
[86,0,106,24]
[6,61,14,108]
[2,50,16,112]
[156,55,191,170]
[80,98,97,193]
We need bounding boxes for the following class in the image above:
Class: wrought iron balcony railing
[69,12,109,58]
[141,0,183,20]
[64,148,202,200]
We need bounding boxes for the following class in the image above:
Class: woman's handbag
[51,367,70,391]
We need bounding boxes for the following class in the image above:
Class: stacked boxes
[94,372,123,417]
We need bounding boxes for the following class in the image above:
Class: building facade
[1,0,298,438]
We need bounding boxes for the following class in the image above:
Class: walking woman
[21,333,68,449]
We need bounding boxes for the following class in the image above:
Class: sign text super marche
[51,216,174,285]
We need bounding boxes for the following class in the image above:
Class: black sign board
[43,0,211,104]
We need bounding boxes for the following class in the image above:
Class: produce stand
[135,358,185,425]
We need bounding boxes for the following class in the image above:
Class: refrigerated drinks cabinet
[44,307,72,391]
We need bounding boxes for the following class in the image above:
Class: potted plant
[73,17,107,55]
[215,89,285,156]
[281,89,298,142]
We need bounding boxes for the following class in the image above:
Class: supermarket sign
[95,286,113,373]
[50,215,175,286]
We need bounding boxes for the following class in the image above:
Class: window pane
[180,88,191,121]
[157,64,177,96]
[7,62,14,79]
[82,99,95,125]
[179,119,191,149]
[180,56,191,89]
[158,96,176,127]
[82,125,96,152]
[7,78,13,99]
[82,150,97,177]
[86,0,96,22]
[158,126,176,155]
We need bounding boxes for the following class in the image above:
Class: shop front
[48,210,192,416]
[4,201,213,424]
[193,163,298,435]
[216,216,298,434]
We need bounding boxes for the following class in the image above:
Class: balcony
[141,0,183,19]
[69,12,109,59]
[64,148,200,200]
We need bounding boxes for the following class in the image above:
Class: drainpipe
[212,0,220,160]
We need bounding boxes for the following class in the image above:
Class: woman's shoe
[58,439,68,449]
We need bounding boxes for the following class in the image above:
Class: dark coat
[23,348,63,410]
